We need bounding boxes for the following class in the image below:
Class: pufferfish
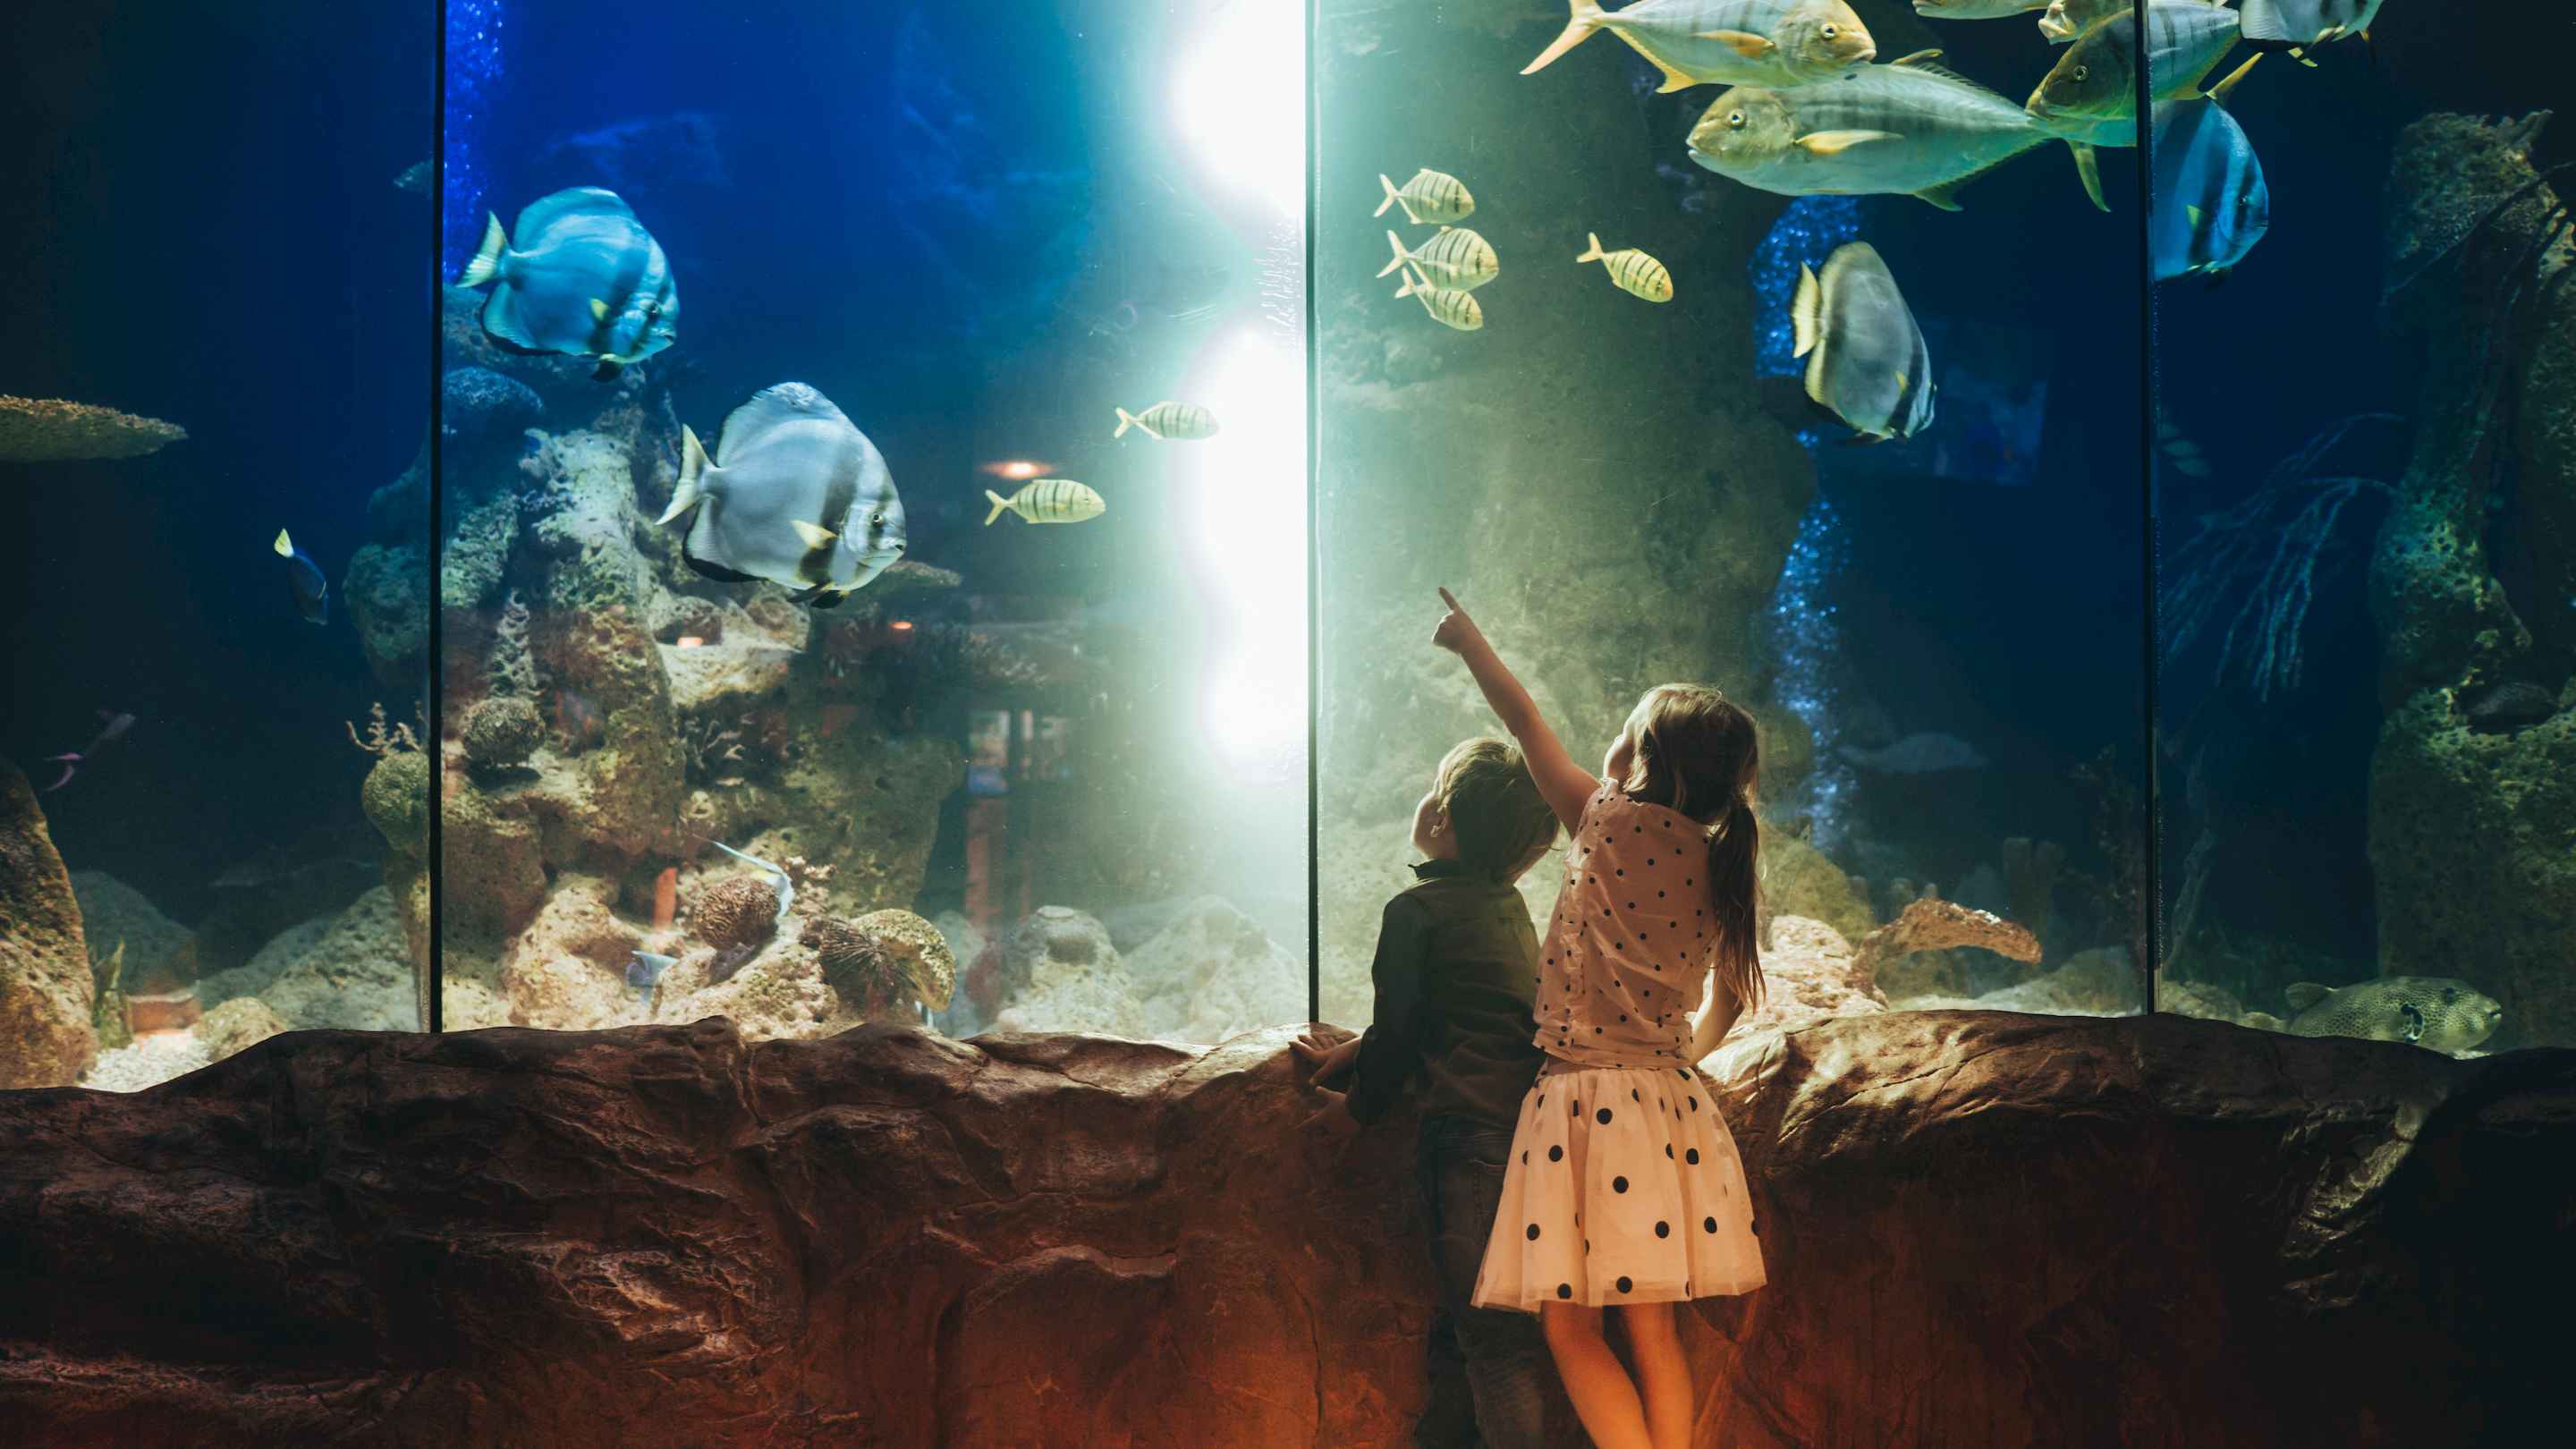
[2278,977,2505,1055]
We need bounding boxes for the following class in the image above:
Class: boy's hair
[1434,738,1559,880]
[1616,684,1767,1011]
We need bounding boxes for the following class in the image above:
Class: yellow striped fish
[1114,401,1219,441]
[984,479,1106,526]
[1375,227,1499,291]
[1394,263,1484,331]
[1374,167,1475,226]
[1575,232,1674,302]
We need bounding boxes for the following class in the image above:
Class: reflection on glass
[0,3,433,1089]
[430,0,1309,1047]
[1318,5,2151,1038]
[2148,4,2568,1055]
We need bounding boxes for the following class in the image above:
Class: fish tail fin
[1115,407,1162,441]
[460,213,509,287]
[1394,267,1420,300]
[2069,140,2108,213]
[1791,263,1823,360]
[1374,174,1401,218]
[1375,230,1414,279]
[985,489,1012,526]
[273,528,294,558]
[1575,231,1606,265]
[1522,0,1605,76]
[657,425,713,526]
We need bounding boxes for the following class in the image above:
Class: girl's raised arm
[1433,587,1597,830]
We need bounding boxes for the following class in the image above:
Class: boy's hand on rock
[1302,1087,1363,1143]
[1432,587,1484,656]
[1292,1026,1359,1086]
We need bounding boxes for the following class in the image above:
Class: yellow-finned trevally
[1523,0,1877,93]
[2036,0,2163,45]
[459,186,678,382]
[2149,65,2270,284]
[984,479,1106,526]
[2026,2,2245,134]
[2281,977,2504,1055]
[1688,51,2108,212]
[1394,263,1485,331]
[1374,168,1475,226]
[1113,402,1219,441]
[657,383,905,609]
[1377,227,1500,292]
[2239,0,2382,56]
[1792,242,1935,444]
[1575,232,1674,302]
[1911,1,2046,21]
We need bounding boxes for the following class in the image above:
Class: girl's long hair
[1617,684,1765,1012]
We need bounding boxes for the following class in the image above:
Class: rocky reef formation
[0,1013,2563,1446]
[2368,114,2576,1047]
[0,755,96,1088]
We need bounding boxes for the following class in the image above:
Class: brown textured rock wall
[0,1013,2566,1447]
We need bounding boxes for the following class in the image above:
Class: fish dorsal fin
[2284,981,2332,1012]
[513,185,634,242]
[716,382,850,463]
[1791,263,1823,360]
[1889,48,1974,86]
[790,520,839,549]
[1799,130,1898,157]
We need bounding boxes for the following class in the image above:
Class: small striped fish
[1575,232,1674,302]
[1376,227,1499,291]
[1374,167,1475,226]
[1394,263,1484,331]
[1114,401,1219,441]
[984,479,1106,526]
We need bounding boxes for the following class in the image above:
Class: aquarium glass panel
[2148,9,2569,1055]
[430,1,1310,1044]
[0,1,435,1089]
[1317,4,2152,1034]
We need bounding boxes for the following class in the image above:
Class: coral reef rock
[0,1015,2566,1446]
[969,904,1119,1021]
[0,393,185,460]
[690,875,781,951]
[67,871,190,979]
[1725,916,1888,1039]
[192,996,289,1060]
[809,909,955,1017]
[0,755,97,1088]
[460,694,545,773]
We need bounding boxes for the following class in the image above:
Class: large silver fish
[1689,52,2107,211]
[2240,0,2382,51]
[2282,977,2504,1055]
[2150,93,2270,283]
[459,187,678,381]
[2026,2,2245,134]
[1792,242,1935,443]
[2037,0,2156,44]
[658,383,905,608]
[1911,1,2046,21]
[1525,0,1877,91]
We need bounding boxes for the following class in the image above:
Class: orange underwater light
[979,459,1048,480]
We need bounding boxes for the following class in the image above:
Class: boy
[1298,739,1563,1449]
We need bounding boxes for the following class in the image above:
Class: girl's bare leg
[1540,1301,1652,1449]
[1621,1301,1693,1449]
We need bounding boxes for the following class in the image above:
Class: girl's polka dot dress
[1470,783,1765,1312]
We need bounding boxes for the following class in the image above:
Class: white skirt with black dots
[1470,1063,1765,1313]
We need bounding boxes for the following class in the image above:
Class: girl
[1434,587,1767,1449]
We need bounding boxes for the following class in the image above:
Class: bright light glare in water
[1170,0,1303,220]
[1178,324,1306,773]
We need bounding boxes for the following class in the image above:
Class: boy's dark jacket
[1345,858,1546,1128]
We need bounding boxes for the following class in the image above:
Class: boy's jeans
[1415,1114,1552,1449]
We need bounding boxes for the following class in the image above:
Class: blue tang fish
[273,529,327,624]
[459,187,678,381]
[2150,96,2269,284]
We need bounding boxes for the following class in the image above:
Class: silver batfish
[1689,52,2107,211]
[1525,0,1878,91]
[2150,93,2270,283]
[1793,242,1935,443]
[459,187,678,381]
[659,383,906,607]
